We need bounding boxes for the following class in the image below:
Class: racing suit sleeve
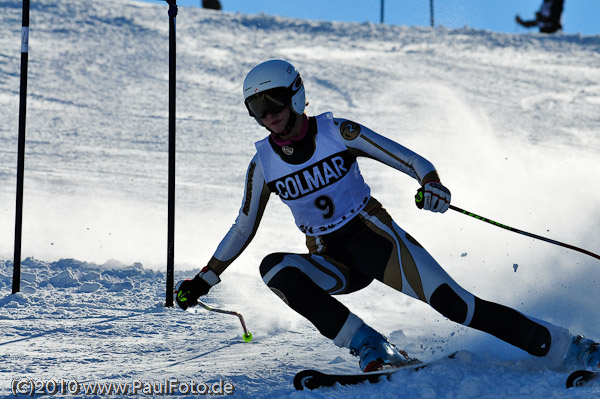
[206,154,271,275]
[333,118,441,185]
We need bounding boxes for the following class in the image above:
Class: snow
[1,0,599,397]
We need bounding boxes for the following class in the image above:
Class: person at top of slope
[176,59,598,373]
[516,0,564,34]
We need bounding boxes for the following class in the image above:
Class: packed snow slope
[1,0,599,397]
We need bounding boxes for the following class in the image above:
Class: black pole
[165,0,177,307]
[415,190,598,261]
[380,0,384,24]
[430,0,435,27]
[13,0,31,294]
[449,205,600,261]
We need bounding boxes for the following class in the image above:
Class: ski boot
[564,335,600,370]
[349,324,419,372]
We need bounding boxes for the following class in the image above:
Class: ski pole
[414,188,599,261]
[196,300,253,342]
[447,205,600,261]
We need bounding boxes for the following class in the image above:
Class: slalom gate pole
[13,0,31,294]
[448,205,600,261]
[197,300,253,342]
[165,0,177,307]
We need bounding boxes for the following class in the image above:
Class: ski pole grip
[415,187,425,209]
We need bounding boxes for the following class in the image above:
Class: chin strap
[268,109,297,138]
[270,113,310,147]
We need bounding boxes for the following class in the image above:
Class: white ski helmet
[243,60,305,125]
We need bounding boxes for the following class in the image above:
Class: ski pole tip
[243,332,253,342]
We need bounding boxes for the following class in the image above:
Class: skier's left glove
[415,182,451,213]
[175,267,221,310]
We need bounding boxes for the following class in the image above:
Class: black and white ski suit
[205,112,571,365]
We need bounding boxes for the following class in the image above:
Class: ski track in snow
[1,0,599,397]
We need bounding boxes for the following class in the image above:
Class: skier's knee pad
[259,252,287,279]
[430,284,468,324]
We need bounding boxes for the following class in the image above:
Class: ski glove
[175,266,221,310]
[415,182,451,213]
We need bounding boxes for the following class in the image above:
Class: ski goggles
[245,88,289,119]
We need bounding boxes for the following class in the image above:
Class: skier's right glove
[175,266,221,310]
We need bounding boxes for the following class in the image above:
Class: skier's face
[261,106,291,135]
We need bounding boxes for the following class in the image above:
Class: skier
[176,59,599,372]
[516,0,564,34]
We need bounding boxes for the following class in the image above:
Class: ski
[566,370,599,389]
[293,351,457,391]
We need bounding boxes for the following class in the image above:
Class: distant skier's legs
[516,0,564,34]
[538,0,564,33]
